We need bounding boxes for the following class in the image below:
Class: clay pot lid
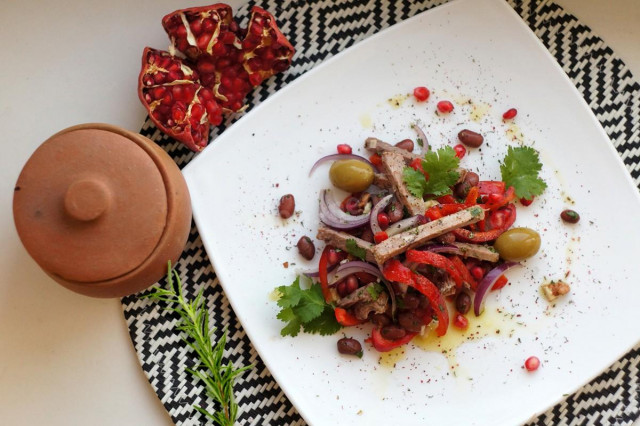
[14,127,168,283]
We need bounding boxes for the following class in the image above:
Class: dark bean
[465,171,479,187]
[387,200,404,223]
[436,232,455,244]
[455,292,471,314]
[355,271,378,284]
[370,313,392,327]
[401,293,421,310]
[278,194,295,218]
[344,275,359,294]
[453,171,480,198]
[560,209,580,224]
[398,312,423,332]
[337,337,362,356]
[380,325,407,341]
[394,139,414,152]
[360,227,374,243]
[336,281,348,298]
[296,236,315,260]
[457,129,484,148]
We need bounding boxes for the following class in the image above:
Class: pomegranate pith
[138,4,295,151]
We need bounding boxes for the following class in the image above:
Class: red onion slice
[309,154,374,176]
[474,262,521,316]
[386,214,427,236]
[327,261,396,317]
[412,124,429,152]
[369,194,393,234]
[319,190,371,229]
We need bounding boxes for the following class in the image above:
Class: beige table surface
[1,1,638,424]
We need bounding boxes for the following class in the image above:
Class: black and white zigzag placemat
[121,0,640,424]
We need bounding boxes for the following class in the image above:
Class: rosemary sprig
[144,262,253,426]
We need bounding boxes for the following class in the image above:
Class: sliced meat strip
[371,206,485,264]
[380,151,425,216]
[316,225,376,263]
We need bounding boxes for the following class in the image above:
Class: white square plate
[183,0,640,424]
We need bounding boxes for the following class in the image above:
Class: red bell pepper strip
[405,250,464,289]
[491,275,508,291]
[411,273,449,336]
[477,181,505,196]
[381,260,449,337]
[381,259,415,285]
[334,307,365,326]
[369,153,382,167]
[481,186,516,210]
[464,186,479,206]
[437,194,457,205]
[450,255,478,291]
[318,246,332,302]
[425,203,466,221]
[452,204,516,242]
[366,328,418,352]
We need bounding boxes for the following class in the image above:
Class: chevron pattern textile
[121,0,640,424]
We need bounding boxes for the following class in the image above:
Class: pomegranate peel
[138,4,294,152]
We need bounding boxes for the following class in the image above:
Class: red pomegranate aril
[471,266,484,281]
[413,86,430,102]
[454,144,466,159]
[374,231,388,244]
[212,41,227,56]
[520,197,534,206]
[172,108,186,122]
[377,213,390,230]
[437,100,454,113]
[249,73,262,86]
[337,144,352,155]
[503,108,518,120]
[191,103,205,121]
[202,18,215,33]
[197,59,216,74]
[153,73,166,84]
[409,158,423,172]
[525,356,540,372]
[168,70,184,81]
[453,313,469,330]
[161,94,173,105]
[199,88,214,101]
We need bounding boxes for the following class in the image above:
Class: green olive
[494,227,541,261]
[329,159,374,192]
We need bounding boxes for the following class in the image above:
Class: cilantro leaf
[500,146,547,199]
[302,306,342,335]
[345,239,366,261]
[277,308,302,337]
[274,276,342,337]
[402,146,460,198]
[366,283,383,300]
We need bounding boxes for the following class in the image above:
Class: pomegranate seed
[471,266,484,281]
[191,104,205,121]
[374,231,389,244]
[524,356,540,372]
[327,248,343,266]
[520,197,534,206]
[503,108,518,120]
[337,144,352,155]
[190,19,202,35]
[369,153,382,167]
[377,212,390,230]
[413,86,430,102]
[248,73,263,86]
[409,158,423,172]
[172,108,186,122]
[453,313,469,330]
[437,100,454,113]
[454,144,466,159]
[202,18,215,33]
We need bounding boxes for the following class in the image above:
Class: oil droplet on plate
[378,346,407,368]
[506,123,525,142]
[387,93,409,109]
[470,102,491,122]
[359,113,373,129]
[414,306,524,371]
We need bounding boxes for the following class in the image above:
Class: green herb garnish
[144,262,253,426]
[275,276,341,337]
[366,283,384,300]
[403,146,460,198]
[500,146,547,199]
[345,239,367,261]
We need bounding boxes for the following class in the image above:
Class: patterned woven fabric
[121,0,640,424]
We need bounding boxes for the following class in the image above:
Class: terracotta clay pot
[13,123,192,298]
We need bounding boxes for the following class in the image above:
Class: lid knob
[64,178,111,221]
